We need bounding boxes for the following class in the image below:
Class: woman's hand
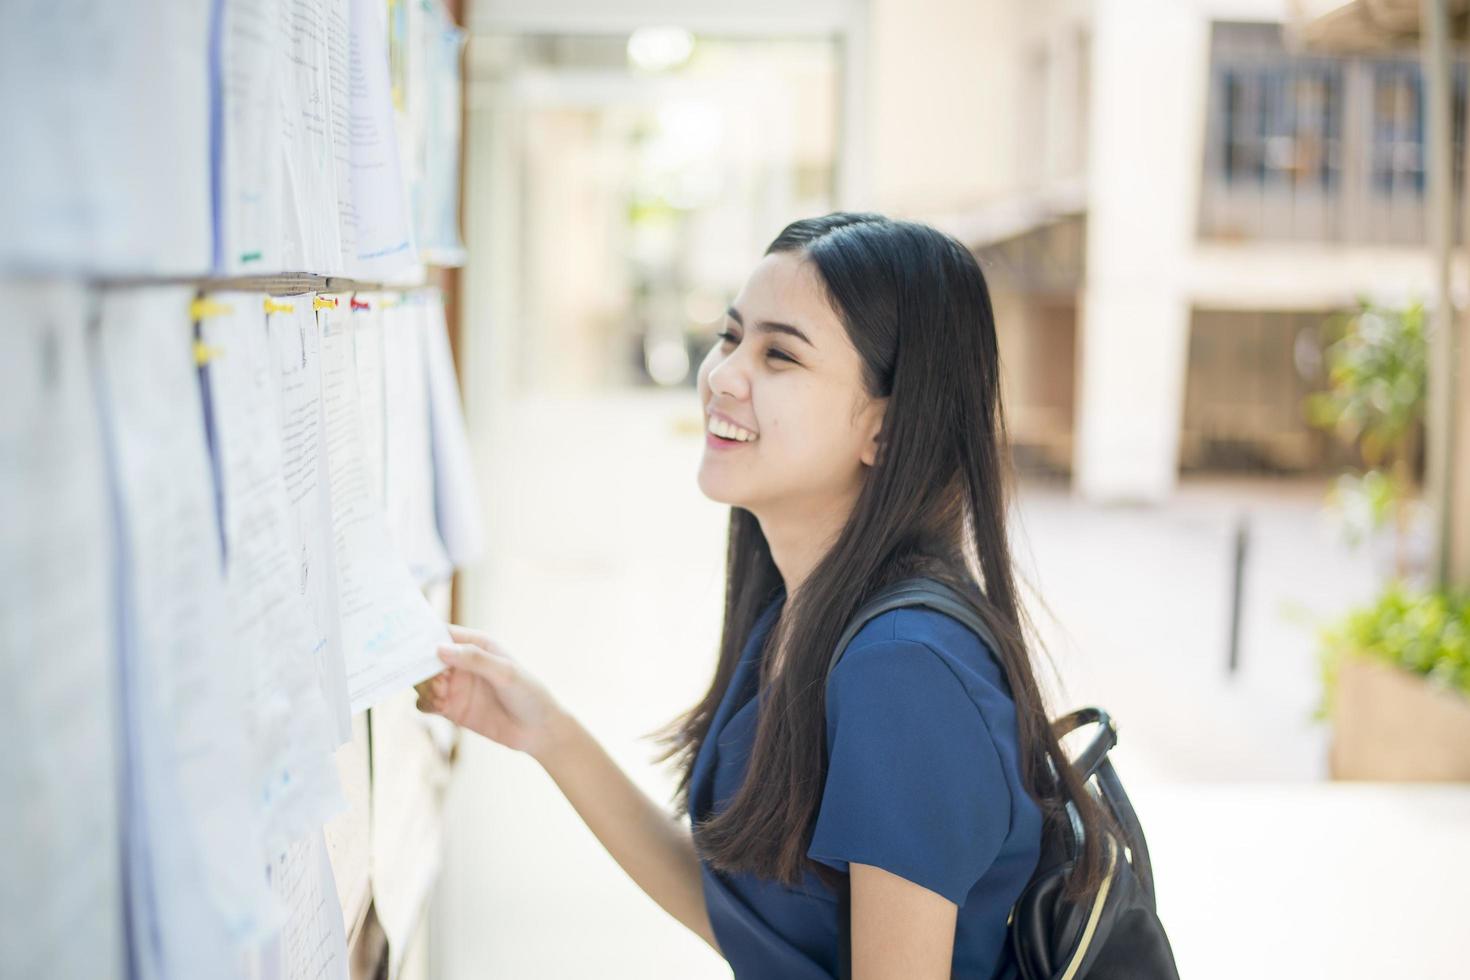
[415,624,569,762]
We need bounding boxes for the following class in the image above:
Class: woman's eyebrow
[726,306,814,348]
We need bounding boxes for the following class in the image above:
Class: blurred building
[882,0,1468,501]
[460,0,1468,502]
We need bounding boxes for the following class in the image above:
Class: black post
[1227,513,1249,675]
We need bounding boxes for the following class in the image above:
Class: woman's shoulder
[812,604,1038,902]
[831,604,1015,720]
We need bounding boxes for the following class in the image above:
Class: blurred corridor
[436,1,1470,976]
[6,0,1469,976]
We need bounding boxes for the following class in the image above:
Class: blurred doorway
[468,31,841,395]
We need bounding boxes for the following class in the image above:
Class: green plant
[1315,583,1470,719]
[1322,469,1398,549]
[1305,300,1426,577]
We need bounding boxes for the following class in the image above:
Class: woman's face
[695,251,886,517]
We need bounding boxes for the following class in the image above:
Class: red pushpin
[351,296,371,311]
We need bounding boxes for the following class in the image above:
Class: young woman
[417,212,1109,979]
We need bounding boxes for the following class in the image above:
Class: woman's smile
[705,408,759,450]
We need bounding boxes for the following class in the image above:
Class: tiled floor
[430,390,1469,979]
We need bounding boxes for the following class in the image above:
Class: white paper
[382,299,452,585]
[422,293,484,567]
[203,295,347,845]
[389,0,426,200]
[95,286,274,977]
[351,297,389,508]
[0,283,125,979]
[279,0,344,273]
[264,300,353,743]
[324,0,357,270]
[0,4,211,275]
[345,0,417,279]
[322,713,372,941]
[252,830,349,980]
[220,0,285,274]
[319,304,449,710]
[415,2,466,265]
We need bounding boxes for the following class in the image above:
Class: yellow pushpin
[189,297,232,320]
[192,340,221,366]
[263,297,295,315]
[312,295,339,311]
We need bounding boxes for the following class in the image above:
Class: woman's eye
[713,329,795,365]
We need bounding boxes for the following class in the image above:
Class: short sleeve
[806,637,1012,906]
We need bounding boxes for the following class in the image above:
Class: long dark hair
[648,212,1109,899]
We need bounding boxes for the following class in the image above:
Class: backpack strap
[825,576,1002,685]
[1053,709,1156,906]
[829,575,1000,980]
[1053,707,1118,782]
[1094,755,1156,906]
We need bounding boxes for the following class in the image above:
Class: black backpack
[826,577,1180,980]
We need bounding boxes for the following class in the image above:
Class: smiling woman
[421,212,1109,980]
[654,212,1114,978]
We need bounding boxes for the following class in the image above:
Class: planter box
[1330,654,1470,781]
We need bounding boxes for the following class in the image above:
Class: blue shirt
[690,589,1042,979]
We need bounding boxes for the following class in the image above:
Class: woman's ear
[858,397,889,468]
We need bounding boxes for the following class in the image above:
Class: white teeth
[709,416,757,442]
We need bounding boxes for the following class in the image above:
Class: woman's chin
[695,466,745,507]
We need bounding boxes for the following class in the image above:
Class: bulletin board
[0,2,477,979]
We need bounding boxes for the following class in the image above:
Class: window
[1210,24,1342,192]
[1367,59,1468,197]
[1201,22,1468,244]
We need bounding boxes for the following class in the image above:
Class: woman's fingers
[447,623,492,650]
[436,643,512,683]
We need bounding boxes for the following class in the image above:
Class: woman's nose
[705,350,751,401]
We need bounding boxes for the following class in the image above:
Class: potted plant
[1318,585,1470,779]
[1306,300,1470,779]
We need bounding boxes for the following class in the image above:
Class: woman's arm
[535,710,721,954]
[417,628,720,954]
[848,862,957,979]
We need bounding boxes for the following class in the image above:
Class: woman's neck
[755,489,857,606]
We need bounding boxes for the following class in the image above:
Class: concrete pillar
[1073,0,1208,503]
[1454,321,1470,586]
[1075,290,1193,502]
